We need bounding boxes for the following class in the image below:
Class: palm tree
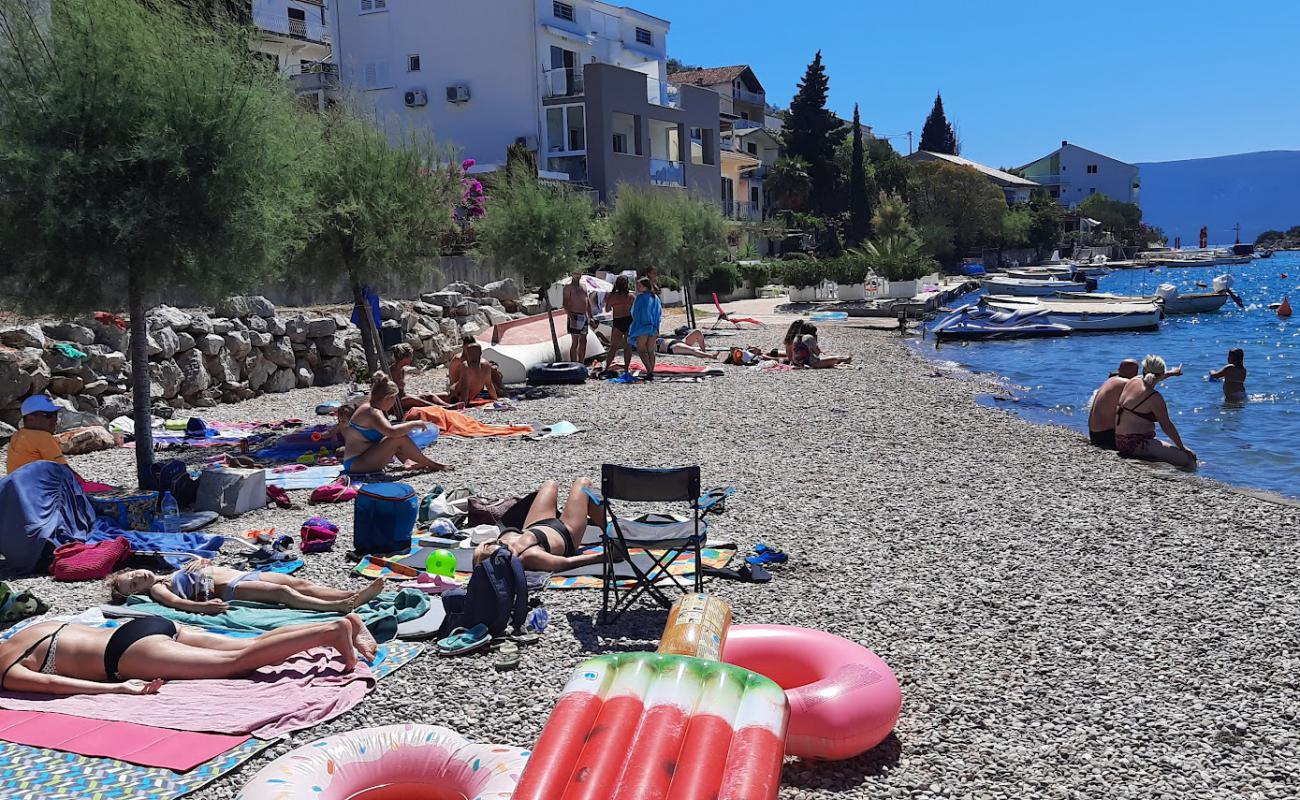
[766,157,812,212]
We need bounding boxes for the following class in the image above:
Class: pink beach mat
[0,710,247,771]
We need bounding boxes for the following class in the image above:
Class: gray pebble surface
[3,323,1298,800]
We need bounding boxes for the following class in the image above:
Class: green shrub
[780,251,812,261]
[656,274,681,291]
[827,254,868,285]
[695,262,740,296]
[776,259,824,289]
[738,262,771,288]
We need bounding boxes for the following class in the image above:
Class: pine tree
[782,51,846,215]
[919,92,960,155]
[847,104,870,244]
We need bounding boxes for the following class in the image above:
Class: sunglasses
[30,411,57,418]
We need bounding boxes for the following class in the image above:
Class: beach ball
[426,549,456,577]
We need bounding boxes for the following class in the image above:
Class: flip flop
[437,624,490,656]
[702,564,771,583]
[510,631,541,645]
[493,640,520,671]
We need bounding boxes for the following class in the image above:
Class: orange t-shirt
[5,428,67,474]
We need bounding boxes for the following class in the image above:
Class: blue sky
[647,0,1300,167]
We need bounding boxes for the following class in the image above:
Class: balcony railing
[650,158,684,186]
[733,87,765,106]
[288,18,308,39]
[724,201,760,220]
[647,77,680,108]
[543,67,584,98]
[1023,174,1065,186]
[287,61,340,93]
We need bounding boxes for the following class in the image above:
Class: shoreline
[4,321,1300,799]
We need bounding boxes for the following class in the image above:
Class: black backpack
[439,545,528,637]
[146,459,200,509]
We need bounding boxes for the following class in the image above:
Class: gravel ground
[4,322,1300,800]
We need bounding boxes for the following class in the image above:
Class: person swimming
[1209,347,1248,402]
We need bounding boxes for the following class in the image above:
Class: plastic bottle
[657,593,732,661]
[158,492,180,533]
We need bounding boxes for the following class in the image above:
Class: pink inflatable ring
[722,624,901,761]
[236,724,527,800]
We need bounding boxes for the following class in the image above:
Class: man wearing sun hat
[5,395,67,474]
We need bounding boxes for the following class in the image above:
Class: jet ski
[931,305,1072,341]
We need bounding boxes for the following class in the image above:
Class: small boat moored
[983,296,1162,332]
[981,276,1087,296]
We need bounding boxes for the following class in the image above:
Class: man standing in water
[563,271,594,364]
[1087,359,1140,450]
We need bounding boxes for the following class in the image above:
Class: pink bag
[300,517,339,553]
[309,476,356,504]
[49,537,133,582]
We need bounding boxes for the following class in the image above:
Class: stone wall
[0,278,529,429]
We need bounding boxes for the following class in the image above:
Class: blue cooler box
[353,482,418,554]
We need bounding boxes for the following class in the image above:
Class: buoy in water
[1280,297,1293,318]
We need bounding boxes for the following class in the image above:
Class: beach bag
[89,489,159,532]
[310,475,357,504]
[300,516,340,553]
[353,482,418,555]
[196,467,267,517]
[55,426,115,455]
[49,537,132,581]
[439,545,528,637]
[146,459,200,508]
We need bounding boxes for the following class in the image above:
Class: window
[288,8,305,20]
[746,142,758,155]
[546,105,585,153]
[635,27,653,46]
[407,54,421,72]
[553,1,574,21]
[1089,187,1097,195]
[611,112,639,155]
[362,60,391,90]
[1086,164,1098,174]
[359,0,386,12]
[689,127,714,165]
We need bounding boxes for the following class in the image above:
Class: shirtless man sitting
[444,339,499,408]
[392,339,504,411]
[1087,359,1139,450]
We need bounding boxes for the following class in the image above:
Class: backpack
[146,459,200,508]
[439,545,528,638]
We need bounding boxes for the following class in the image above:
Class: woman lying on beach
[108,561,386,615]
[0,614,376,696]
[1209,347,1248,402]
[340,373,450,474]
[792,324,852,369]
[472,478,622,573]
[723,346,778,366]
[1115,354,1196,468]
[655,329,718,360]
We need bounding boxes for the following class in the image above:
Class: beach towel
[0,462,98,575]
[266,465,344,490]
[117,588,428,642]
[0,647,371,738]
[627,361,721,376]
[0,710,247,771]
[403,405,533,438]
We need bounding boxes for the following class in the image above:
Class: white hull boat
[477,309,604,384]
[984,296,1161,332]
[981,276,1087,296]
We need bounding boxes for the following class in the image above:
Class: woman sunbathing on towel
[473,478,623,573]
[655,329,718,360]
[340,373,451,473]
[108,561,386,615]
[0,614,376,696]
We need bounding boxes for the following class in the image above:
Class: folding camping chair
[583,464,732,625]
[708,293,766,332]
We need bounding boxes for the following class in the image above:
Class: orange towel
[404,406,533,438]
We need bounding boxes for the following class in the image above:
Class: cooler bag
[196,467,267,517]
[90,489,159,531]
[353,482,418,555]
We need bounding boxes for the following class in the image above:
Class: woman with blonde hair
[1114,354,1196,468]
[340,372,451,474]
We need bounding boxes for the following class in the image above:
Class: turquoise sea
[921,251,1300,500]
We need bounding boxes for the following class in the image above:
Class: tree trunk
[542,289,562,363]
[127,268,155,489]
[349,268,380,377]
[681,269,696,329]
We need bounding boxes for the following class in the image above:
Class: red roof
[668,65,754,89]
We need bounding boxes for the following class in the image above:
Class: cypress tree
[919,92,960,155]
[782,51,846,215]
[847,103,870,244]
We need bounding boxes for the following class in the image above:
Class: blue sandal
[436,624,490,656]
[745,543,788,566]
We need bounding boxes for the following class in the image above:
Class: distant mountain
[1136,150,1300,246]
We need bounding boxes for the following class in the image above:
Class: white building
[329,0,712,198]
[249,0,338,111]
[1018,141,1140,207]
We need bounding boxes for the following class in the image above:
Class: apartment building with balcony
[1017,141,1140,208]
[250,0,338,110]
[330,0,719,203]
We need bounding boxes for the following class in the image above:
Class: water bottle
[158,492,180,533]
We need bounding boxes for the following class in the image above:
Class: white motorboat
[1053,274,1238,315]
[983,296,1161,332]
[476,309,604,383]
[981,276,1086,296]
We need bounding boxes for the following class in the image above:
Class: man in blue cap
[6,395,66,474]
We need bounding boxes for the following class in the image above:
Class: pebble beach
[4,321,1299,800]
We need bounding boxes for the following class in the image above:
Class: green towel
[52,342,87,359]
[122,589,429,643]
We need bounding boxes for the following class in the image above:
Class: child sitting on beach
[792,324,853,369]
[108,560,386,615]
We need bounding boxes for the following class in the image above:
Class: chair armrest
[581,486,604,506]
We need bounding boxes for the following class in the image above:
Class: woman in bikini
[340,372,450,474]
[604,275,636,373]
[472,479,621,573]
[0,613,376,696]
[654,329,718,360]
[107,561,386,615]
[1209,347,1248,402]
[1114,354,1196,468]
[791,324,852,369]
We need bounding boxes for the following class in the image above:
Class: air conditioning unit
[445,84,470,103]
[514,135,538,150]
[403,88,427,107]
